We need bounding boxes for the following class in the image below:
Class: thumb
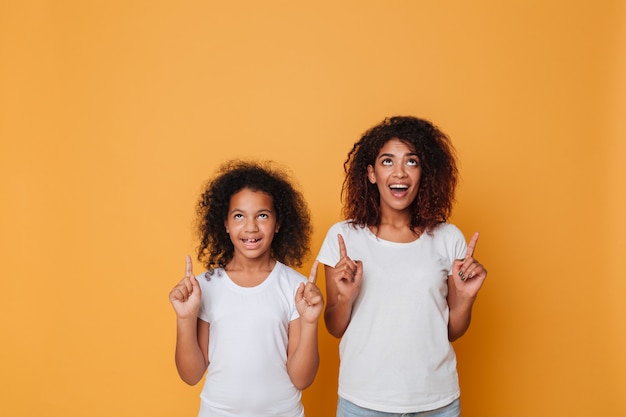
[353,260,363,283]
[190,273,202,296]
[451,258,463,272]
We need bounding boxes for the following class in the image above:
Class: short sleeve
[446,224,468,272]
[196,272,211,323]
[316,222,343,267]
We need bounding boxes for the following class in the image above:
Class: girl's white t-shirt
[196,262,306,417]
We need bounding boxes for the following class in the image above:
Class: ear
[367,164,376,184]
[224,220,229,234]
[275,223,280,233]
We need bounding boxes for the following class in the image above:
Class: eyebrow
[378,152,419,159]
[229,208,273,214]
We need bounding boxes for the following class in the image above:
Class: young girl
[169,160,323,417]
[317,116,488,417]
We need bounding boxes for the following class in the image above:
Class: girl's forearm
[174,318,208,385]
[287,322,320,390]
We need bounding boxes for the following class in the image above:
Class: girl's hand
[451,232,487,299]
[330,234,363,305]
[295,261,324,323]
[169,255,202,319]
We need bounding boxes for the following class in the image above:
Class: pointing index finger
[185,254,194,278]
[465,232,480,258]
[337,234,347,258]
[308,260,319,284]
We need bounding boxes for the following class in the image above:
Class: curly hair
[195,160,312,274]
[342,116,458,233]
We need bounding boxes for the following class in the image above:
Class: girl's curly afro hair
[195,160,312,272]
[342,116,459,233]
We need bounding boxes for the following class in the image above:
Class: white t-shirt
[196,261,306,417]
[317,221,467,413]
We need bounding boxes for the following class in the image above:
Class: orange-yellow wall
[1,1,624,416]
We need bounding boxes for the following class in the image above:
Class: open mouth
[242,238,260,243]
[389,184,409,196]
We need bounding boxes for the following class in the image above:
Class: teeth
[389,184,408,189]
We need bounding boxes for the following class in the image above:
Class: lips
[389,184,409,197]
[241,237,262,249]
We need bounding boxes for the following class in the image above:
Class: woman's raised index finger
[185,254,194,277]
[337,234,347,258]
[465,232,480,258]
[308,260,319,283]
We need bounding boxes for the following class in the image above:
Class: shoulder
[431,222,464,240]
[195,268,224,286]
[326,220,366,236]
[429,223,467,258]
[272,262,307,302]
[319,221,368,250]
[274,262,307,284]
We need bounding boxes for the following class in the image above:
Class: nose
[392,165,407,178]
[244,217,259,232]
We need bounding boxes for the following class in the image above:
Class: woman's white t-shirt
[317,221,467,413]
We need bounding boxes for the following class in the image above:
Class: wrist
[336,294,356,307]
[299,319,320,330]
[176,315,198,325]
[451,294,475,313]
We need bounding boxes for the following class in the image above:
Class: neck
[225,255,275,273]
[224,256,276,288]
[379,207,412,229]
[371,211,422,243]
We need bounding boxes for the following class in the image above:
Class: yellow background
[1,1,625,416]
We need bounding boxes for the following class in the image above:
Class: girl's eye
[407,159,419,166]
[258,213,269,220]
[234,213,243,220]
[381,158,393,166]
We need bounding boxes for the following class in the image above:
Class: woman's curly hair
[342,116,458,233]
[195,160,312,274]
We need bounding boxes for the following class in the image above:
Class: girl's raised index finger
[308,260,319,283]
[185,254,194,277]
[465,232,480,258]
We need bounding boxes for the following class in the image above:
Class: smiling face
[367,138,422,217]
[224,188,279,264]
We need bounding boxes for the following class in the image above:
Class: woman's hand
[323,234,363,338]
[329,234,363,304]
[451,232,487,300]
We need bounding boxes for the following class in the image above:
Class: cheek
[413,170,422,187]
[225,219,240,236]
[267,221,279,234]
